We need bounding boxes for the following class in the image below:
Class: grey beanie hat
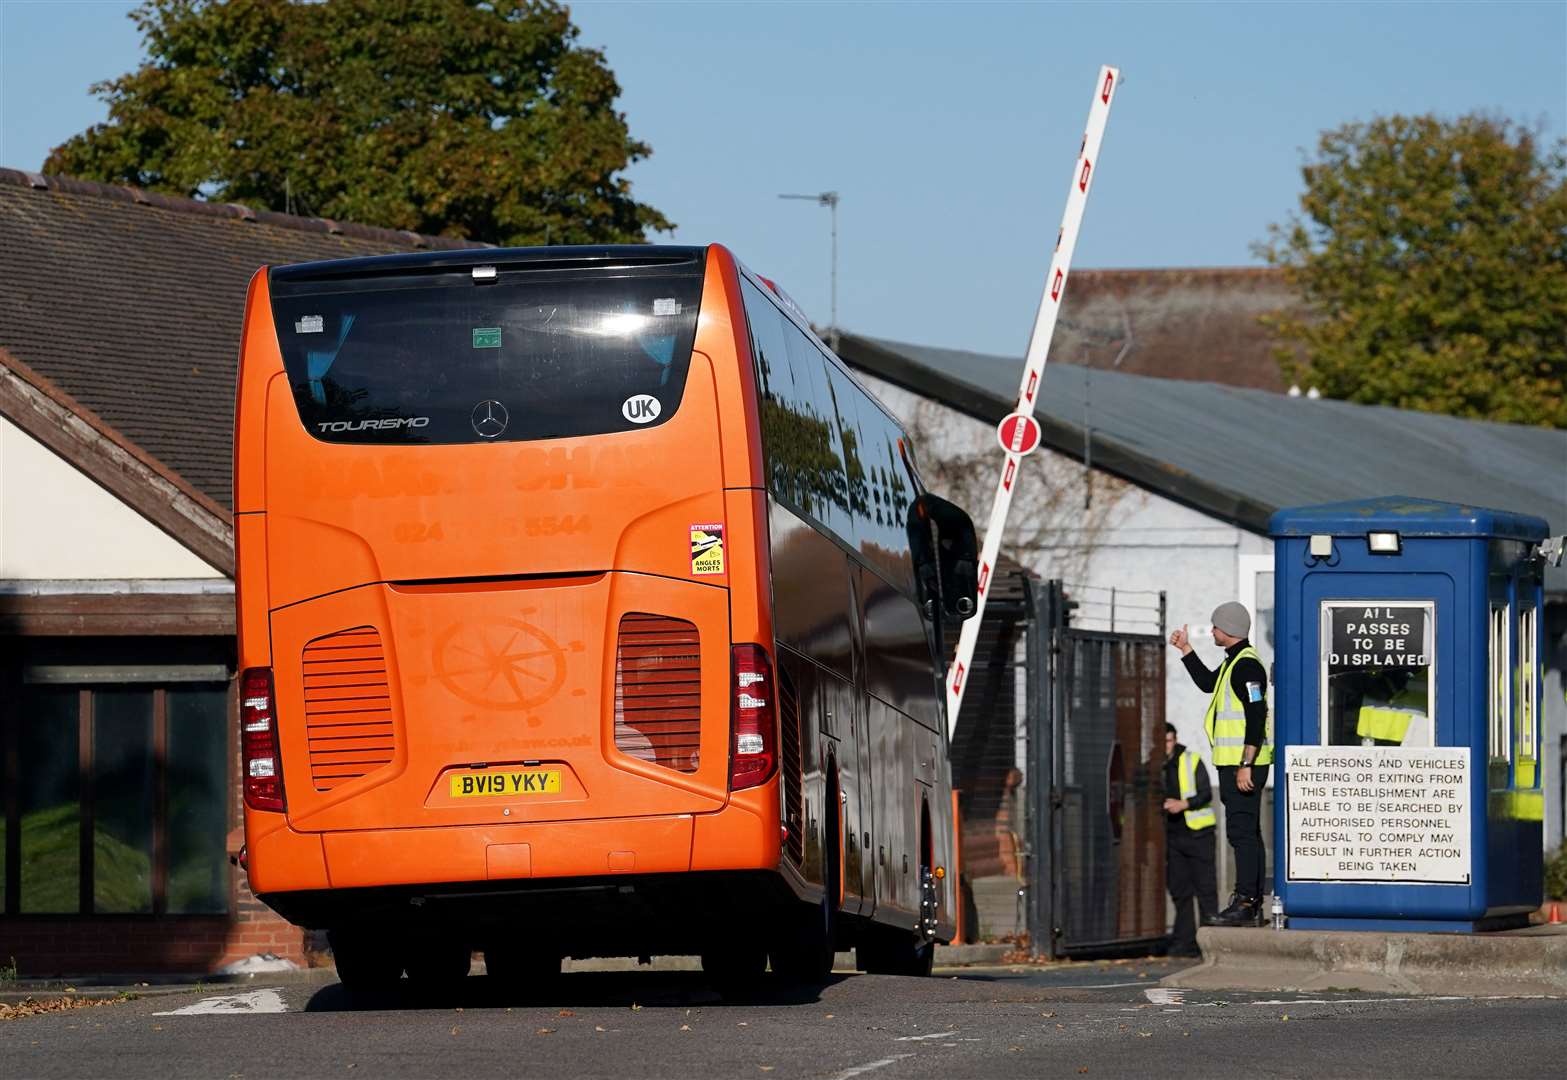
[1211,601,1251,638]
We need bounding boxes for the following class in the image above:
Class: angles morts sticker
[689,522,725,576]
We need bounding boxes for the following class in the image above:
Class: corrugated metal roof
[836,331,1567,591]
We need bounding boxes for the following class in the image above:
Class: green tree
[45,0,671,245]
[1259,114,1567,427]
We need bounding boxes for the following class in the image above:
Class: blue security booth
[1270,497,1551,932]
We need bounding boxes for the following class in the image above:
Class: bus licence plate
[449,769,562,798]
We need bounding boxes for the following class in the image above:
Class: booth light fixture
[1367,531,1402,554]
[1309,534,1334,558]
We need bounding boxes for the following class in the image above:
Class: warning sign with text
[1327,604,1430,668]
[1285,746,1470,884]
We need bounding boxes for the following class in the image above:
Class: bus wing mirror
[908,494,980,623]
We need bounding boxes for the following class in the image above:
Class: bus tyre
[857,926,935,977]
[483,943,562,984]
[404,936,472,986]
[701,943,768,994]
[771,810,839,985]
[328,928,404,991]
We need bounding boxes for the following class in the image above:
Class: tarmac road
[3,959,1564,1079]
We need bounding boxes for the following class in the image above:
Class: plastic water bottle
[1270,896,1285,930]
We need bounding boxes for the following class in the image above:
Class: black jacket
[1181,638,1269,757]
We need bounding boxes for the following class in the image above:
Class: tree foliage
[1259,114,1567,427]
[45,0,671,245]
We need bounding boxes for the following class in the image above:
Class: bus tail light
[240,667,286,813]
[730,645,777,791]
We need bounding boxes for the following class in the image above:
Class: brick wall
[0,869,306,977]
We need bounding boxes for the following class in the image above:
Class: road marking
[895,1030,959,1041]
[831,1053,914,1080]
[1245,996,1466,1006]
[1070,980,1148,989]
[1144,988,1186,1005]
[153,989,288,1016]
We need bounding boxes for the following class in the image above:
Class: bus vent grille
[615,613,701,773]
[778,670,805,865]
[302,626,395,791]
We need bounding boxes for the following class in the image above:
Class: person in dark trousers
[1162,722,1217,956]
[1170,601,1272,927]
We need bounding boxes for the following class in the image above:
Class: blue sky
[2,0,1563,355]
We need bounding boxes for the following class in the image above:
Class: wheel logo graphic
[472,399,509,439]
[432,617,575,711]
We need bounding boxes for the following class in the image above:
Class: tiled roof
[1052,267,1302,392]
[0,169,486,510]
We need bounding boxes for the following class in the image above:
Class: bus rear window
[269,262,704,444]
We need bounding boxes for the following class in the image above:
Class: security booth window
[1489,603,1511,789]
[1318,601,1435,747]
[1517,604,1539,788]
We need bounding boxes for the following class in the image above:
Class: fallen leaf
[1042,1011,1056,1018]
[1078,1069,1089,1075]
[536,1027,556,1035]
[450,1026,460,1037]
[1138,1032,1152,1038]
[558,1009,575,1017]
[1281,1014,1289,1022]
[824,1013,835,1019]
[737,1021,749,1027]
[680,1024,691,1031]
[1009,1046,1022,1052]
[630,1003,643,1012]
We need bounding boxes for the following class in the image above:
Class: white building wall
[0,416,222,580]
[858,372,1258,757]
[857,370,1567,861]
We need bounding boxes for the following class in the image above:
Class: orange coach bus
[233,244,978,990]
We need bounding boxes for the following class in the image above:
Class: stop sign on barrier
[996,412,1042,456]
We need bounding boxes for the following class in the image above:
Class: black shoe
[1205,896,1261,927]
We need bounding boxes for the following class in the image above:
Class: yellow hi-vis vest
[1356,681,1428,744]
[1204,645,1273,766]
[1178,749,1217,831]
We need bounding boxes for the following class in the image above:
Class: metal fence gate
[1028,579,1168,957]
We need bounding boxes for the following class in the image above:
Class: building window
[2,659,232,917]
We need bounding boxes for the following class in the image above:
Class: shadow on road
[303,970,849,1012]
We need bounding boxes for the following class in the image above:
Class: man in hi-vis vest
[1162,723,1216,956]
[1170,601,1273,927]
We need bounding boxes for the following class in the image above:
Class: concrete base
[1163,923,1567,996]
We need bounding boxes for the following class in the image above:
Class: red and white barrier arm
[945,65,1121,736]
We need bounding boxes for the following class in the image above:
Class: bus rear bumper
[245,786,783,915]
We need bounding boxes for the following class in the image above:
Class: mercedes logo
[471,399,509,439]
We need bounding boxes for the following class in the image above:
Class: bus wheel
[404,936,472,986]
[700,943,768,995]
[858,867,936,977]
[771,801,839,985]
[328,927,404,991]
[483,942,562,984]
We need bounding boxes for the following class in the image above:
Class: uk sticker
[690,523,725,575]
[295,314,324,334]
[622,394,661,423]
